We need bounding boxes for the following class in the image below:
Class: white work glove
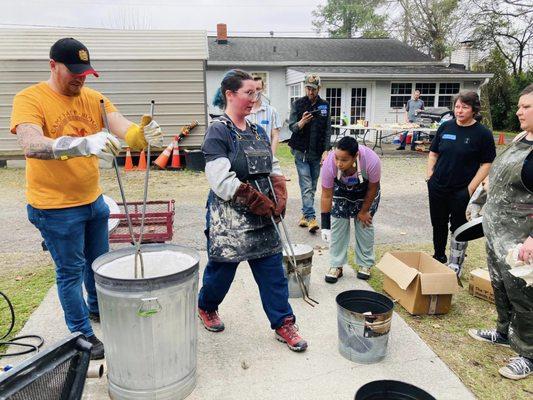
[125,117,164,150]
[465,184,487,221]
[52,131,121,162]
[321,229,331,243]
[143,120,164,148]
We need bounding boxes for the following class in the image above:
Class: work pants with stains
[198,252,294,329]
[487,243,533,358]
[329,216,375,269]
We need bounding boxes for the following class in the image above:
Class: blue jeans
[198,252,294,329]
[27,195,109,337]
[292,149,321,220]
[399,122,419,150]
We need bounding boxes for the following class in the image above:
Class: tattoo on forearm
[17,124,54,159]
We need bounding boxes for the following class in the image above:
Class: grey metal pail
[336,290,393,364]
[282,244,313,298]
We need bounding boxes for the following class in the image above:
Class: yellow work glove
[125,115,164,151]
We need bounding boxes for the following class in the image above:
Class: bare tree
[470,0,533,76]
[395,0,467,60]
[102,8,152,30]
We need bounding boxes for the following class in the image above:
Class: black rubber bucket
[355,380,436,399]
[336,290,394,363]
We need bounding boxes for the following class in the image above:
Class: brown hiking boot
[298,216,309,227]
[308,218,319,233]
[325,267,343,283]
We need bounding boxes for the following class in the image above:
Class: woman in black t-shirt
[426,91,496,275]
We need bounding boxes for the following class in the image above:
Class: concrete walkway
[10,250,475,400]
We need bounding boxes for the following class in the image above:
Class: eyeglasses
[235,90,261,100]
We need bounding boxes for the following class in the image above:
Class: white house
[206,24,492,139]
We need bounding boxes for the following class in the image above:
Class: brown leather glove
[270,175,287,217]
[233,183,275,217]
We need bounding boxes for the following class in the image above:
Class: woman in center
[198,69,307,352]
[320,136,382,282]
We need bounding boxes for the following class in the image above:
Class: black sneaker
[89,312,100,323]
[433,254,448,264]
[396,146,405,150]
[468,328,510,347]
[86,335,105,360]
[499,356,533,380]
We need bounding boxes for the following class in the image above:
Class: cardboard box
[376,251,460,315]
[468,268,495,303]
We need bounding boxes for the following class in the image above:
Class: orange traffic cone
[152,141,173,170]
[497,133,506,145]
[169,139,182,169]
[137,149,147,171]
[124,147,135,171]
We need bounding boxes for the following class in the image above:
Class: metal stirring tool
[100,99,155,278]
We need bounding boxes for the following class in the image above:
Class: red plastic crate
[109,200,175,244]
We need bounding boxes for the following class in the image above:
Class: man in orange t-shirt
[10,38,162,360]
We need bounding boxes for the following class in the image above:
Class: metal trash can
[92,244,199,400]
[336,290,393,364]
[355,380,436,400]
[282,244,313,298]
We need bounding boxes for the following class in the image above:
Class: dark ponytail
[212,69,253,109]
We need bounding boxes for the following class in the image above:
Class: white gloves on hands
[321,229,331,243]
[143,120,164,148]
[52,131,121,162]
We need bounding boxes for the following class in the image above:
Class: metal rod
[99,100,140,277]
[255,179,318,306]
[266,177,318,305]
[135,100,155,278]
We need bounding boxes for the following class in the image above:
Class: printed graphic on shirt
[442,134,456,140]
[50,109,99,137]
[318,104,328,116]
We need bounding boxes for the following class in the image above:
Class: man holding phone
[288,74,332,232]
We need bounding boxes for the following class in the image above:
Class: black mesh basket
[0,333,91,400]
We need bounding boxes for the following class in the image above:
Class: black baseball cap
[49,38,99,77]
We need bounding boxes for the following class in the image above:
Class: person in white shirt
[246,76,282,154]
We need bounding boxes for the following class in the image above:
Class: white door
[347,84,371,124]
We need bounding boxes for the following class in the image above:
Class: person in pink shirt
[320,136,381,282]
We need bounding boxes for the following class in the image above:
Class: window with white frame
[289,83,302,107]
[438,83,461,109]
[390,82,461,110]
[415,83,437,107]
[390,83,412,108]
[250,72,269,97]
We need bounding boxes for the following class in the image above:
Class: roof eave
[312,73,494,79]
[207,61,443,67]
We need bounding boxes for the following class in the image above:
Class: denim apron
[207,116,282,262]
[331,154,380,219]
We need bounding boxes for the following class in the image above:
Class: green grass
[350,240,533,399]
[276,143,293,168]
[0,262,55,354]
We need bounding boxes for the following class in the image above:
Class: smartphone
[309,109,321,117]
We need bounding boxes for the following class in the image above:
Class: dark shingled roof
[289,65,485,76]
[208,36,435,63]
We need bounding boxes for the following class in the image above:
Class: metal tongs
[255,178,319,307]
[100,99,155,279]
